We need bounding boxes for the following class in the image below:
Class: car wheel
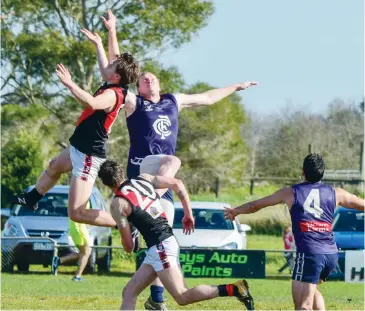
[17,262,30,272]
[97,237,111,273]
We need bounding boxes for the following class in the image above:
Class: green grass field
[1,186,364,310]
[1,234,364,310]
[1,273,363,310]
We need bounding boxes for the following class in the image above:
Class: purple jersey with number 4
[290,182,338,254]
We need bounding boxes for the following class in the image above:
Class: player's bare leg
[140,155,181,309]
[37,147,72,194]
[313,287,325,310]
[68,175,116,227]
[74,245,91,278]
[157,265,254,310]
[292,280,317,310]
[121,264,157,310]
[13,147,72,209]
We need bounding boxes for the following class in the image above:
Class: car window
[14,193,69,217]
[333,210,364,232]
[173,208,234,230]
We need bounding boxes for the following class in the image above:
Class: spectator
[278,225,295,273]
[51,201,91,281]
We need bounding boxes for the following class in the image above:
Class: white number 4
[303,189,323,219]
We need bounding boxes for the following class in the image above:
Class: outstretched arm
[101,10,138,115]
[224,187,293,220]
[110,197,134,253]
[102,10,120,63]
[56,64,116,110]
[80,29,109,81]
[335,188,364,211]
[175,81,258,110]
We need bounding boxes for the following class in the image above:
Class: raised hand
[236,81,258,91]
[80,28,102,46]
[55,64,72,87]
[102,9,116,31]
[182,214,195,235]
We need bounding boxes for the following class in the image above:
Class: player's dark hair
[98,160,125,188]
[302,153,325,183]
[115,53,140,85]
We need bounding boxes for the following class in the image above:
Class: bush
[1,131,45,207]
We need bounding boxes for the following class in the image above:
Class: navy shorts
[292,253,338,284]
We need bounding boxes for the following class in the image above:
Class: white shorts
[143,236,180,272]
[140,154,166,175]
[70,146,105,183]
[140,155,175,226]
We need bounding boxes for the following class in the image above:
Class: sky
[160,0,364,115]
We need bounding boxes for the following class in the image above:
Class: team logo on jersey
[153,115,171,139]
[143,100,153,111]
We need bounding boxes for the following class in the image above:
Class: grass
[1,272,363,310]
[2,235,364,310]
[2,185,363,309]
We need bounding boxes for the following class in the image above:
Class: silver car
[1,185,112,273]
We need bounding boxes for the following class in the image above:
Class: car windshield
[333,210,364,232]
[173,208,234,230]
[13,193,69,217]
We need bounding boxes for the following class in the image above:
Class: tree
[176,83,247,192]
[1,131,46,207]
[254,100,364,178]
[1,0,214,144]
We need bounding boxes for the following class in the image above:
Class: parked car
[1,208,11,231]
[333,206,364,250]
[1,185,112,273]
[173,201,251,249]
[329,206,364,279]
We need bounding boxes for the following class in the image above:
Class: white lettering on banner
[345,250,364,283]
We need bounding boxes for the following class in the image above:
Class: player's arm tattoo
[236,202,260,214]
[110,198,129,228]
[176,188,187,202]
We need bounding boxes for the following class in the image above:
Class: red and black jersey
[115,176,173,248]
[69,83,127,158]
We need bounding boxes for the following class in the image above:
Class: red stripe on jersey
[104,88,125,134]
[74,86,124,129]
[75,109,95,127]
[118,189,140,207]
[299,221,332,232]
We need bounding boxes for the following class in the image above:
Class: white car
[173,202,251,250]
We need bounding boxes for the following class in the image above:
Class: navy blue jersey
[126,94,179,202]
[290,182,338,254]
